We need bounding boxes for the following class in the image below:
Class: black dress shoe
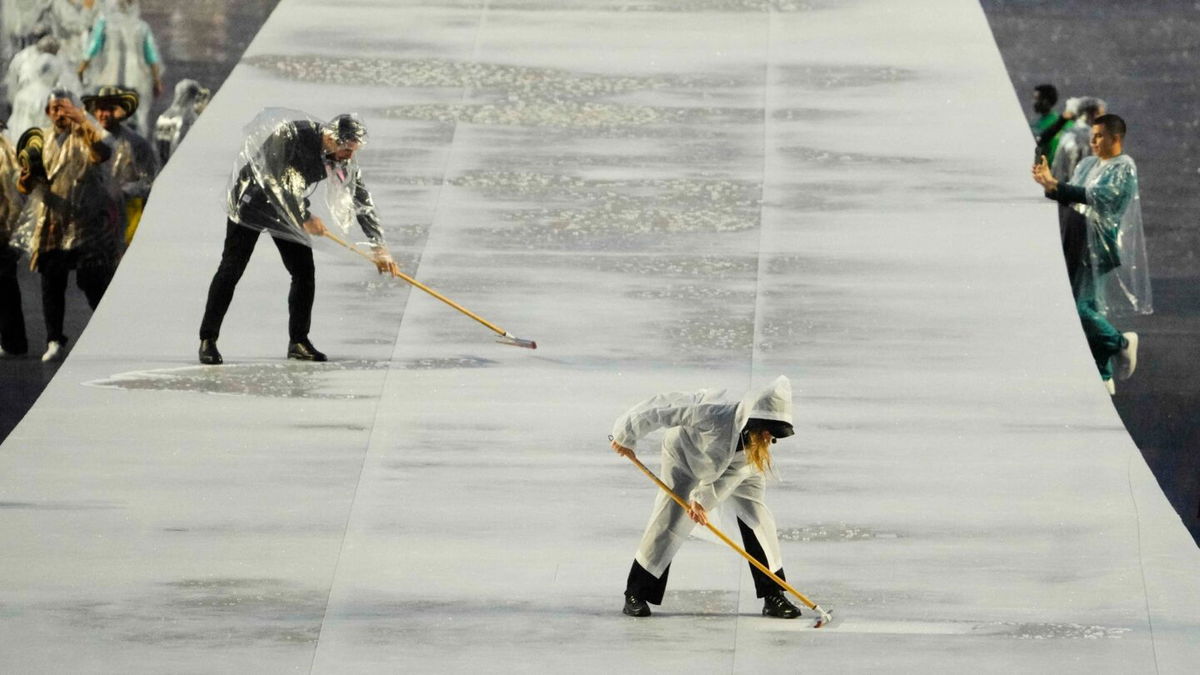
[762,593,801,619]
[287,339,327,362]
[198,339,223,365]
[623,594,651,617]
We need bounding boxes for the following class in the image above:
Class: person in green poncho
[1033,114,1153,395]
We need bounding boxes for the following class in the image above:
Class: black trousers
[199,219,315,342]
[37,249,113,344]
[625,518,788,605]
[0,247,28,354]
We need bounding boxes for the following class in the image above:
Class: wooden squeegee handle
[323,230,508,337]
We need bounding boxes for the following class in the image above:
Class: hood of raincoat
[734,375,794,437]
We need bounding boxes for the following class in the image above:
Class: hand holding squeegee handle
[323,230,537,349]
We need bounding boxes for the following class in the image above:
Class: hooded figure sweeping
[197,109,400,365]
[609,375,803,619]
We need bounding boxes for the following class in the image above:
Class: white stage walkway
[2,0,1198,672]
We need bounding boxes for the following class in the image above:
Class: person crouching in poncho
[609,375,803,619]
[197,110,401,365]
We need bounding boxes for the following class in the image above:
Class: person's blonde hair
[744,429,774,474]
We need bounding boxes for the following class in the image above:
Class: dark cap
[325,113,367,146]
[746,418,794,439]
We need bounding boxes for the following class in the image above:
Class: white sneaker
[1104,378,1116,396]
[41,341,65,363]
[1115,332,1138,381]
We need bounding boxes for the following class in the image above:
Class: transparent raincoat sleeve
[325,158,384,246]
[1079,156,1153,317]
[610,391,708,452]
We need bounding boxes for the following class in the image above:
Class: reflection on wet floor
[243,54,909,136]
[243,55,744,99]
[581,254,757,277]
[456,172,761,248]
[1004,622,1131,640]
[368,0,844,13]
[84,361,389,400]
[84,356,502,399]
[777,523,900,542]
[110,577,326,646]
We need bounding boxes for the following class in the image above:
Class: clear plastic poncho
[1068,153,1153,317]
[153,79,209,163]
[83,0,159,135]
[225,108,381,248]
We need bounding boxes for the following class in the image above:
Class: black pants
[199,219,315,342]
[625,518,788,605]
[0,247,28,354]
[37,249,113,344]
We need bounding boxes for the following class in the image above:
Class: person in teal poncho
[1033,114,1153,395]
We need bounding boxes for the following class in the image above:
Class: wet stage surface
[1,0,1199,672]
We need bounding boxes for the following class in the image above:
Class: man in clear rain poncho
[76,0,164,136]
[14,88,118,362]
[1033,113,1152,395]
[84,85,158,245]
[197,110,400,365]
[609,375,805,619]
[154,79,209,164]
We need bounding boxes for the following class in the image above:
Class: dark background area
[981,0,1200,544]
[2,0,1197,546]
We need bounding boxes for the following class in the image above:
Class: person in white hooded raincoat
[609,375,803,619]
[1033,113,1152,394]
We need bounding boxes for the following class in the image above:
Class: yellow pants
[124,198,145,245]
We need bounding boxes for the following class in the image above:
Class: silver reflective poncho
[15,124,118,269]
[102,124,157,201]
[611,376,796,577]
[153,79,209,163]
[1068,154,1152,317]
[225,108,383,248]
[1051,121,1089,185]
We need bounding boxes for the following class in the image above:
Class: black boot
[623,594,651,617]
[287,339,327,362]
[762,593,801,619]
[198,339,222,365]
